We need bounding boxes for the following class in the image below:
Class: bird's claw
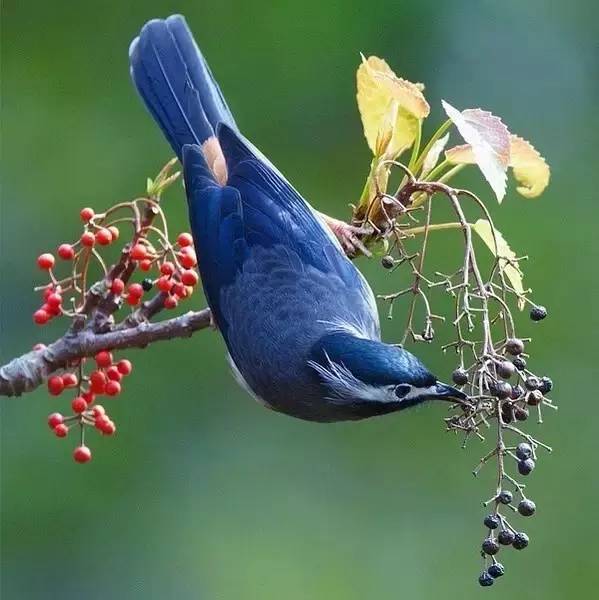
[320,213,372,258]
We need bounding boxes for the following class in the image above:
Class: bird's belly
[217,245,379,421]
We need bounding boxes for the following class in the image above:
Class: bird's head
[309,332,468,416]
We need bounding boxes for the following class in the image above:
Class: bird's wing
[182,125,379,341]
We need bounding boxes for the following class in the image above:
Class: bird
[128,15,467,423]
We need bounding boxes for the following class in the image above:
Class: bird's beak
[433,382,469,404]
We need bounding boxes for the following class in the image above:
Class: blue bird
[129,15,467,422]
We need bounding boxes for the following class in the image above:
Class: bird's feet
[318,213,372,258]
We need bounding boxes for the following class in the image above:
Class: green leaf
[420,133,450,178]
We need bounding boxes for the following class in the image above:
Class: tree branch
[0,308,212,397]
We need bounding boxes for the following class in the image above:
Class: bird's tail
[129,15,236,169]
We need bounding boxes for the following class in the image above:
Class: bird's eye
[394,384,412,399]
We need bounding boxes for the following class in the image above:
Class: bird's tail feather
[129,15,236,162]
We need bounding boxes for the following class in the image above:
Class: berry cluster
[33,212,198,323]
[371,159,555,586]
[445,310,555,587]
[30,161,198,463]
[45,351,132,462]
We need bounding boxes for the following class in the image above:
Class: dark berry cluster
[447,325,555,587]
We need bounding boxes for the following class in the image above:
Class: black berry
[452,368,469,386]
[478,571,494,587]
[497,361,515,379]
[516,442,533,460]
[505,338,524,356]
[530,305,547,321]
[511,384,524,400]
[512,357,527,371]
[539,376,553,394]
[497,490,513,505]
[488,563,505,578]
[492,381,512,400]
[498,529,515,545]
[514,407,529,421]
[484,514,500,529]
[518,499,536,516]
[512,532,529,550]
[501,403,514,423]
[381,255,394,269]
[525,376,540,391]
[482,537,500,555]
[141,278,153,291]
[526,390,543,406]
[518,458,535,476]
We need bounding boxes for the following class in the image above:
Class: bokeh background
[2,1,597,598]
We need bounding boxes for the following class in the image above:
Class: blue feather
[311,333,436,388]
[130,16,235,158]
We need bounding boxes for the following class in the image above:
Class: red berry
[80,231,95,247]
[179,247,197,268]
[71,396,88,413]
[181,269,199,286]
[90,370,107,394]
[157,275,173,293]
[126,295,140,306]
[48,412,64,428]
[100,419,116,435]
[46,293,62,309]
[110,278,125,295]
[54,423,69,438]
[130,244,147,260]
[164,295,178,309]
[116,359,132,376]
[94,414,109,430]
[82,391,96,405]
[104,380,121,396]
[108,225,120,241]
[160,262,175,276]
[172,282,186,297]
[92,404,106,417]
[47,376,65,396]
[58,244,75,260]
[106,366,122,381]
[62,373,78,388]
[73,445,92,463]
[95,228,113,245]
[128,283,143,298]
[80,207,95,222]
[37,253,55,270]
[42,302,61,317]
[33,309,50,325]
[139,258,153,271]
[177,232,193,247]
[95,350,113,368]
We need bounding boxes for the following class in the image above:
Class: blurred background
[1,1,597,598]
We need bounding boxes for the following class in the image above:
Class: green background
[1,1,597,598]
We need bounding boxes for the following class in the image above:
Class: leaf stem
[412,118,453,175]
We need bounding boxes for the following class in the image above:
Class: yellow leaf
[357,56,429,158]
[472,219,526,308]
[446,135,550,199]
[509,135,550,198]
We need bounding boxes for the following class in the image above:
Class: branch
[0,308,212,397]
